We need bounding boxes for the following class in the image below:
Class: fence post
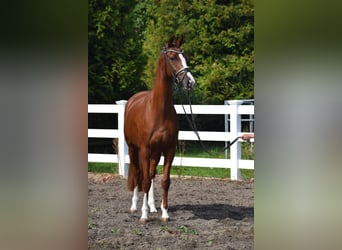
[116,100,128,177]
[228,100,243,180]
[224,100,230,159]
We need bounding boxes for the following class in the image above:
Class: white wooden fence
[88,100,254,180]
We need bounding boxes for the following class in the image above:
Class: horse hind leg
[148,179,157,213]
[139,146,152,223]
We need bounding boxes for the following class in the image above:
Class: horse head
[162,35,196,90]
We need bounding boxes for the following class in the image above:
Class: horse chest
[149,125,177,147]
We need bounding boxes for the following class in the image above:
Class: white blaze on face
[178,53,196,85]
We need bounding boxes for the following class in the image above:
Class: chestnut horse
[124,35,196,222]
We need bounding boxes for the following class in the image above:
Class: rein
[161,47,209,151]
[181,90,208,152]
[178,89,242,154]
[162,46,241,154]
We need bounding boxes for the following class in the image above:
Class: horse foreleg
[161,177,170,221]
[130,184,150,222]
[160,153,174,221]
[140,192,149,223]
[161,197,170,221]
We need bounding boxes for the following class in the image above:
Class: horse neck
[151,55,174,114]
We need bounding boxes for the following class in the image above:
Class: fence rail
[88,100,254,180]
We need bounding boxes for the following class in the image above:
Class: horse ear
[176,35,184,48]
[167,35,175,47]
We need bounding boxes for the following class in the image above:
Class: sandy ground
[88,173,254,249]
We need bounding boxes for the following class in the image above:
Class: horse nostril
[187,80,194,89]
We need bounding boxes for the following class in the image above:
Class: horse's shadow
[169,203,254,221]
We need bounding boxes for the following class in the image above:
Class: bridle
[162,46,191,87]
[162,46,242,155]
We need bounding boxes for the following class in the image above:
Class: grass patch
[159,165,254,179]
[159,165,230,178]
[176,141,254,159]
[88,162,118,173]
[241,169,254,179]
[88,142,254,179]
[176,142,226,158]
[88,162,253,179]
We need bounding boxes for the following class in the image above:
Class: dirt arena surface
[88,173,254,249]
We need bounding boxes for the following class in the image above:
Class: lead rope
[181,90,208,152]
[179,89,218,156]
[179,89,242,154]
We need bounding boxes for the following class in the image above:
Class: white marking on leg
[148,179,157,213]
[160,200,169,220]
[130,186,138,212]
[140,193,149,221]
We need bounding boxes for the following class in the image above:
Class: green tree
[88,0,254,104]
[88,0,146,104]
[141,0,192,89]
[141,0,254,104]
[192,0,254,103]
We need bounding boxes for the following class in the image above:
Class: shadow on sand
[169,203,254,220]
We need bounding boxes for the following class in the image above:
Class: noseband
[162,46,191,86]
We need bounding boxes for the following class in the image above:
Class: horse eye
[170,55,176,60]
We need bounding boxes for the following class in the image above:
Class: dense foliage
[88,0,147,103]
[89,0,254,104]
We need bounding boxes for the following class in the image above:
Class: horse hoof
[150,208,158,213]
[130,209,137,214]
[160,217,169,222]
[139,218,148,224]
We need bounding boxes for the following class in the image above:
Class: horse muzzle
[175,68,196,90]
